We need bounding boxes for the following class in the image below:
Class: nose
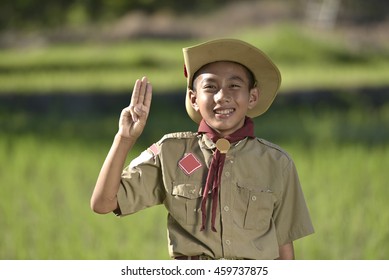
[214,88,231,103]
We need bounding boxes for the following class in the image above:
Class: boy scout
[90,39,314,260]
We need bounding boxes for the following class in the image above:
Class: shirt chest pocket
[170,183,203,225]
[233,181,275,232]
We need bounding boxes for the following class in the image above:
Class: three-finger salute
[118,76,152,139]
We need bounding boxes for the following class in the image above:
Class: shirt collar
[200,134,247,150]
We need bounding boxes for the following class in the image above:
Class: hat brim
[183,39,281,124]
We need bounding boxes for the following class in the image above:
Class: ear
[189,89,199,111]
[248,87,259,110]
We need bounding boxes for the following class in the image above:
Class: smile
[214,108,235,115]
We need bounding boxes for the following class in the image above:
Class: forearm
[90,133,137,214]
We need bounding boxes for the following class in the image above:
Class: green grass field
[1,25,389,259]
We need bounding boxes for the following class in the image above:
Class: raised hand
[118,76,152,139]
[91,77,152,214]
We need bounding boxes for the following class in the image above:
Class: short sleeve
[273,159,314,245]
[116,147,165,216]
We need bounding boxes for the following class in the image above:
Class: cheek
[195,97,214,115]
[197,94,213,106]
[238,94,251,105]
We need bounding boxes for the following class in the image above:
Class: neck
[198,117,255,142]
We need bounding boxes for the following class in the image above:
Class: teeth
[215,109,234,115]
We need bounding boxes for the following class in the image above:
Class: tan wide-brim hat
[183,38,281,123]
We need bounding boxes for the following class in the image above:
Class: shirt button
[225,240,231,245]
[224,206,230,212]
[251,195,257,201]
[225,171,230,177]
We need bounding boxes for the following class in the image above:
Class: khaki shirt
[117,132,314,259]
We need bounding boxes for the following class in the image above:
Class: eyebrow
[227,75,246,83]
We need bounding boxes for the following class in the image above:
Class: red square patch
[148,143,160,156]
[179,153,202,175]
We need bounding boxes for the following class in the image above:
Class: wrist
[115,133,137,145]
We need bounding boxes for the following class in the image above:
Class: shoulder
[148,132,199,158]
[140,132,198,160]
[255,138,292,161]
[254,138,299,175]
[158,131,199,144]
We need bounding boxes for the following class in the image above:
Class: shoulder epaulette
[158,131,198,144]
[256,138,291,160]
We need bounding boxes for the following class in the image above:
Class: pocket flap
[172,183,202,199]
[236,180,273,193]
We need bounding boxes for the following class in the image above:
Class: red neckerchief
[198,117,255,231]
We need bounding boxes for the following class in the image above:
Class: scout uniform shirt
[116,132,314,260]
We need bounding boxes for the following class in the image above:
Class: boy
[90,39,314,260]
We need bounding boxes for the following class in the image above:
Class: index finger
[130,78,142,106]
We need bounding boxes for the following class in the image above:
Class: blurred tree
[0,0,234,30]
[0,0,388,31]
[341,0,389,24]
[302,0,389,27]
[305,0,341,29]
[0,0,76,29]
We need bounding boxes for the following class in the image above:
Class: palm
[118,77,152,139]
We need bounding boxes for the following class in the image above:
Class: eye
[230,83,241,89]
[202,84,218,92]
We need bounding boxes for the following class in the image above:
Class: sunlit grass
[293,144,389,259]
[0,135,169,259]
[0,68,185,93]
[279,63,389,91]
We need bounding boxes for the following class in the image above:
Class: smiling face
[189,61,259,137]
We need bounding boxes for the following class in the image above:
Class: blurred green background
[1,0,389,260]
